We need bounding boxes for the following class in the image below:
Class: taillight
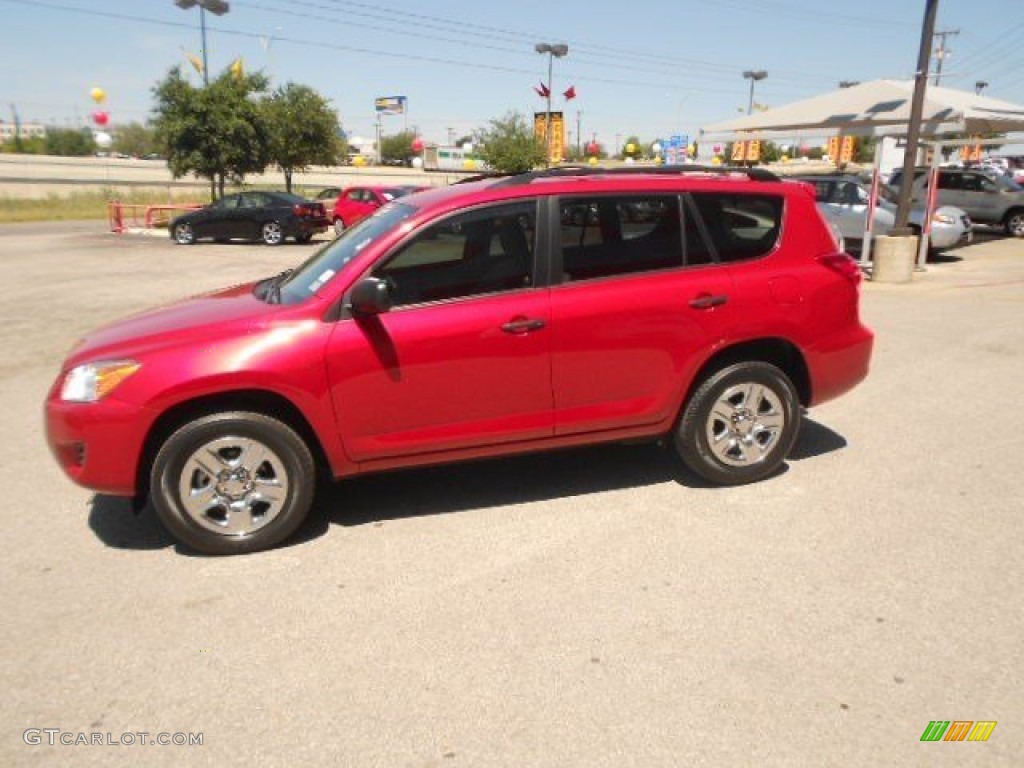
[819,253,862,285]
[294,204,320,217]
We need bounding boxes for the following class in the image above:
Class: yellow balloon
[90,87,106,104]
[710,156,723,166]
[587,156,598,166]
[625,142,636,153]
[352,155,366,167]
[781,154,790,163]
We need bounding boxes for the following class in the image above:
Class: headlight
[932,213,955,225]
[60,360,141,402]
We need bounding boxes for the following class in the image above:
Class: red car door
[548,193,735,435]
[325,200,553,463]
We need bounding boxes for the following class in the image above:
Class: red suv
[46,167,872,554]
[331,185,426,236]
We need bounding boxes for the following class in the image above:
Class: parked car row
[792,174,972,254]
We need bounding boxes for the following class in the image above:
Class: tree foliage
[44,129,96,157]
[380,130,417,165]
[264,83,343,192]
[151,66,271,199]
[113,122,158,158]
[475,112,545,174]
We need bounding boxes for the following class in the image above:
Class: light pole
[174,0,230,87]
[535,42,568,166]
[974,80,988,95]
[742,69,767,115]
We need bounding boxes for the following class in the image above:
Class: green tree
[151,66,271,200]
[621,135,642,160]
[45,128,96,157]
[264,83,343,193]
[379,130,417,166]
[113,122,157,158]
[475,111,545,174]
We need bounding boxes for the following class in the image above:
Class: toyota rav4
[46,166,873,554]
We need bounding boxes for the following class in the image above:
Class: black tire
[261,221,284,246]
[172,221,196,245]
[150,411,316,555]
[674,361,801,486]
[295,233,313,244]
[1003,208,1024,238]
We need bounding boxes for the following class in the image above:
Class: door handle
[688,293,728,309]
[501,318,546,334]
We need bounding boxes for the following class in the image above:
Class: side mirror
[350,277,393,316]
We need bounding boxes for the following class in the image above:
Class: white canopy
[702,79,1024,139]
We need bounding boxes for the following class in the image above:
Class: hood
[67,282,276,364]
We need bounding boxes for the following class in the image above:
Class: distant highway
[0,154,452,198]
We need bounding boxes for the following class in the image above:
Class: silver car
[888,168,1024,237]
[794,175,972,252]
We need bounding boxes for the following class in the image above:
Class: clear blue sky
[1,0,1022,150]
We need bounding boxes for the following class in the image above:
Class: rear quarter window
[689,192,783,263]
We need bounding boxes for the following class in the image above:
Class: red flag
[534,82,551,98]
[563,85,577,101]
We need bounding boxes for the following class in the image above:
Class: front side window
[373,201,536,307]
[689,192,783,263]
[559,195,683,281]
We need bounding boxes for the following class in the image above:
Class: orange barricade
[107,201,203,233]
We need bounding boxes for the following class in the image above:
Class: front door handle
[688,293,729,310]
[501,318,546,334]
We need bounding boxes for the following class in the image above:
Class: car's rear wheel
[1003,208,1024,237]
[261,221,284,246]
[333,218,346,237]
[150,412,315,555]
[173,222,196,245]
[674,361,801,485]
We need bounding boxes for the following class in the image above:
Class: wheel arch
[135,389,331,508]
[683,338,812,411]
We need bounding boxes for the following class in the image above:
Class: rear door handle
[688,293,729,309]
[501,318,546,334]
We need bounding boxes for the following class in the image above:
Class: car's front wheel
[173,222,196,245]
[150,412,316,555]
[295,233,313,244]
[674,361,801,485]
[1003,208,1024,237]
[333,218,346,237]
[261,221,284,246]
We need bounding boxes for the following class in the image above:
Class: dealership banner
[375,96,407,114]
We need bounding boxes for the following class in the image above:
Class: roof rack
[489,164,780,187]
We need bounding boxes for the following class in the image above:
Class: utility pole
[576,110,582,158]
[932,27,959,85]
[446,126,455,146]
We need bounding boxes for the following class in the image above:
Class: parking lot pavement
[2,222,1021,766]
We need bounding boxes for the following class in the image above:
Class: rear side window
[689,193,783,263]
[559,195,683,281]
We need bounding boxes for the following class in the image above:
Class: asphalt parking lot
[2,221,1021,766]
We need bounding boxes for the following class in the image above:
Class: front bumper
[45,393,155,497]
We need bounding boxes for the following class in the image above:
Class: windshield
[275,202,416,305]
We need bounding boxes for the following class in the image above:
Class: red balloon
[713,144,722,154]
[411,138,424,153]
[586,142,599,155]
[92,111,109,126]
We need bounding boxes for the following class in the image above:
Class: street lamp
[975,80,989,95]
[742,69,767,115]
[839,80,861,89]
[174,0,230,87]
[535,42,569,166]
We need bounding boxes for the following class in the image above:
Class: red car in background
[331,185,427,235]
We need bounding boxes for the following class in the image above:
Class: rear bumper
[807,323,874,407]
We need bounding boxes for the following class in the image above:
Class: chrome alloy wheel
[333,218,346,237]
[178,436,289,536]
[174,222,195,244]
[705,382,786,467]
[1006,211,1024,238]
[262,221,284,245]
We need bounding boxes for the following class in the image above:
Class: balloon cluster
[89,86,112,147]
